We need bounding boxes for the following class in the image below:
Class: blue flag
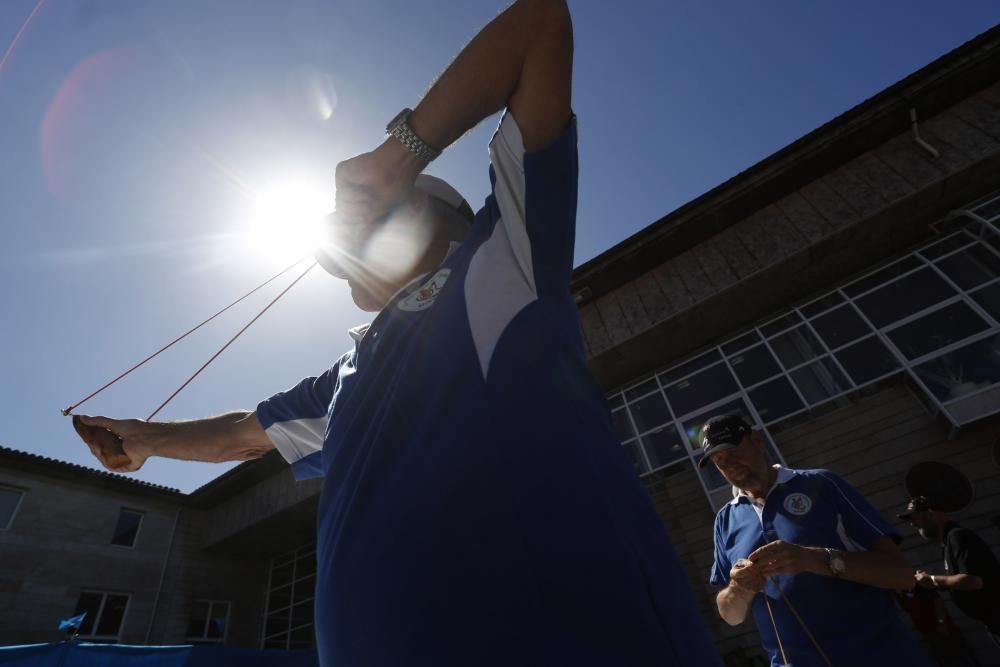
[58,612,86,632]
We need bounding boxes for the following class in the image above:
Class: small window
[854,267,956,328]
[111,509,143,547]
[628,392,671,435]
[728,344,781,388]
[187,600,230,642]
[886,301,989,360]
[769,325,825,370]
[73,591,129,639]
[810,305,870,350]
[640,424,687,470]
[0,487,24,530]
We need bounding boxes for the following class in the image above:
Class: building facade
[2,24,999,665]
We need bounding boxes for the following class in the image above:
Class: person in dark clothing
[900,496,1000,648]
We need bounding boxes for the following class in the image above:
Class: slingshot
[62,257,316,421]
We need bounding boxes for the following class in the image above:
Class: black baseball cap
[697,414,753,468]
[897,496,935,520]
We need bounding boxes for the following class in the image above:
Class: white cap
[415,174,474,223]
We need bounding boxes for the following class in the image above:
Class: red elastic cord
[62,257,313,417]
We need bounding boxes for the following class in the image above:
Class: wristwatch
[825,548,847,577]
[386,108,441,162]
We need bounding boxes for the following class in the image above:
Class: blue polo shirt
[258,111,722,666]
[710,467,932,667]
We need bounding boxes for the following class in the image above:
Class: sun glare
[243,181,333,265]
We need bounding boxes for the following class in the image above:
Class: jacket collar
[729,465,797,505]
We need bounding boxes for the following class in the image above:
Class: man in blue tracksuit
[703,414,933,666]
[74,2,723,664]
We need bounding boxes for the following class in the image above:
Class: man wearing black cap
[901,496,1000,647]
[703,414,933,666]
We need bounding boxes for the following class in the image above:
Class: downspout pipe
[145,505,182,644]
[910,107,940,159]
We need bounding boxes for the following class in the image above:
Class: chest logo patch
[783,493,813,516]
[397,269,451,312]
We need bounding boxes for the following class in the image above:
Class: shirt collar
[346,241,461,343]
[729,464,797,505]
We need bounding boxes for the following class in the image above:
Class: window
[73,591,129,639]
[111,509,143,547]
[262,545,316,650]
[187,600,230,643]
[0,487,24,530]
[607,207,1000,507]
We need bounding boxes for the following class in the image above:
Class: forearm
[934,573,985,591]
[801,546,914,590]
[143,411,272,464]
[716,584,755,626]
[409,0,571,152]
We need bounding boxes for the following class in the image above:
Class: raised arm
[73,412,272,473]
[336,0,573,226]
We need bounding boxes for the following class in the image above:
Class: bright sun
[242,180,333,265]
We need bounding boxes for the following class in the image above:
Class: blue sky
[2,0,998,492]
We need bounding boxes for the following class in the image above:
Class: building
[3,23,1000,665]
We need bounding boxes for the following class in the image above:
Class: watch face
[387,108,411,133]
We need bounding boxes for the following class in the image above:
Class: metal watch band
[386,108,441,162]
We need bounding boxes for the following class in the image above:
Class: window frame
[261,544,317,650]
[0,485,25,531]
[186,599,231,643]
[608,199,1000,509]
[73,590,130,641]
[110,508,144,548]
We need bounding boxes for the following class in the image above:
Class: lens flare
[242,181,333,265]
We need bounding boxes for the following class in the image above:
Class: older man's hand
[749,540,827,578]
[730,558,765,594]
[72,415,153,473]
[335,138,426,230]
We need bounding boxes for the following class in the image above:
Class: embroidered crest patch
[783,492,813,516]
[397,269,451,312]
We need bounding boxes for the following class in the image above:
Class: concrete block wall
[642,382,1000,665]
[579,80,1000,361]
[0,469,179,645]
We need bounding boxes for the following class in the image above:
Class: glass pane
[624,379,657,402]
[854,267,956,328]
[971,282,1000,322]
[270,561,294,589]
[622,441,648,473]
[640,424,687,470]
[844,256,922,297]
[0,488,22,529]
[293,574,316,602]
[834,336,901,385]
[760,312,802,337]
[607,394,623,410]
[628,392,671,434]
[186,600,209,639]
[268,584,292,611]
[664,363,739,418]
[919,233,973,261]
[296,552,316,577]
[95,594,128,637]
[748,377,804,423]
[721,331,761,356]
[790,358,852,405]
[111,510,142,547]
[972,196,1000,220]
[936,244,1000,290]
[206,602,228,639]
[265,611,289,638]
[73,592,103,636]
[800,291,845,318]
[658,349,721,386]
[263,639,288,650]
[886,302,988,360]
[290,624,315,642]
[769,325,825,369]
[290,601,313,629]
[913,334,1000,401]
[811,305,870,350]
[728,344,781,388]
[611,408,634,442]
